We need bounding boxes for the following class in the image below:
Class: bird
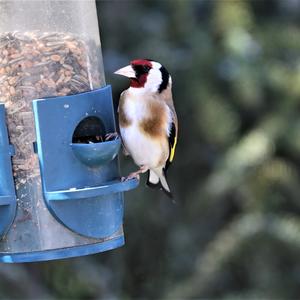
[114,59,178,198]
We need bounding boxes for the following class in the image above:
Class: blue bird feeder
[0,0,138,263]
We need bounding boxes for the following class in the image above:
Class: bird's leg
[105,132,119,141]
[122,165,149,181]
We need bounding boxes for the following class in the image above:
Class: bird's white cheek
[145,70,162,92]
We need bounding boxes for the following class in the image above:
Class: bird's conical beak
[114,65,136,78]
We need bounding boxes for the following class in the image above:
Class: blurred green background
[2,0,300,298]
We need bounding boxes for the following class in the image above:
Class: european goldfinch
[114,59,178,198]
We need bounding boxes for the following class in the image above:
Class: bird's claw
[105,132,119,141]
[121,173,140,182]
[121,166,147,182]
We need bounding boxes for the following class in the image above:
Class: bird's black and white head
[114,59,171,94]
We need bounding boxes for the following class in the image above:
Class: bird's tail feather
[146,168,173,198]
[146,170,160,189]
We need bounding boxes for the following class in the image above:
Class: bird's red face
[114,59,170,93]
[114,59,153,88]
[130,59,153,88]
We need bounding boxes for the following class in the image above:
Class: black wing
[165,122,177,171]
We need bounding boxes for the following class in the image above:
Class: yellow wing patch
[169,135,177,162]
[165,122,177,170]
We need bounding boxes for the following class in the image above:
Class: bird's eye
[143,65,150,72]
[133,64,151,77]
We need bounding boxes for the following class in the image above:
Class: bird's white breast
[120,94,169,168]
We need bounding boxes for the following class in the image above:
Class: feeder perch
[0,0,138,263]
